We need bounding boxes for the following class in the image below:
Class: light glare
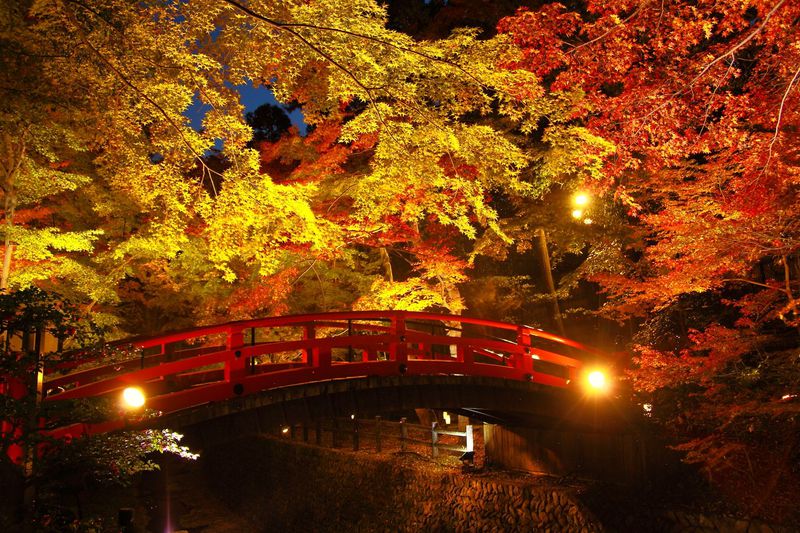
[586,370,608,393]
[573,193,590,206]
[571,209,583,219]
[122,387,145,409]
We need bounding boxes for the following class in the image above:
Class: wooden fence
[281,416,474,461]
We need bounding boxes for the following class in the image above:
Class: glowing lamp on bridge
[121,386,146,409]
[584,369,610,394]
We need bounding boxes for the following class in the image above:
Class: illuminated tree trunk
[536,228,565,335]
[2,194,15,291]
[379,247,393,282]
[0,132,24,291]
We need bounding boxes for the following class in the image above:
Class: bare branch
[633,0,788,125]
[722,278,791,296]
[218,0,396,138]
[568,3,645,54]
[67,14,224,186]
[763,63,800,171]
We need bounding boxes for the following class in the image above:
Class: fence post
[332,418,339,448]
[375,416,382,453]
[400,417,407,451]
[515,326,534,375]
[302,422,309,443]
[352,417,359,451]
[431,422,439,458]
[315,419,322,446]
[250,327,257,374]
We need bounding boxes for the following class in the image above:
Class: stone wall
[203,435,605,532]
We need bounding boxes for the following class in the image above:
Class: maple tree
[3,0,612,334]
[498,0,800,517]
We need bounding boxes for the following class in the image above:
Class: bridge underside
[137,375,634,449]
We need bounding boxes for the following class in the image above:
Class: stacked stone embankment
[203,435,603,532]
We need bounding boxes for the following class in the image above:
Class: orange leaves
[225,268,298,319]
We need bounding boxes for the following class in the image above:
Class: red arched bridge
[41,311,610,439]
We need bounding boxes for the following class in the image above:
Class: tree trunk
[379,247,393,282]
[2,194,15,291]
[536,228,565,335]
[1,131,25,291]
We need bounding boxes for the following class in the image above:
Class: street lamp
[573,192,590,207]
[571,192,593,224]
[121,386,146,409]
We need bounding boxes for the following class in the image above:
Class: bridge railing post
[390,313,407,366]
[302,324,315,364]
[308,320,331,371]
[515,327,534,375]
[400,417,407,451]
[352,417,359,451]
[431,421,439,458]
[224,327,247,389]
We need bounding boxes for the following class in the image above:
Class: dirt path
[141,455,258,533]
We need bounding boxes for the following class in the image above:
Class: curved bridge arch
[42,311,605,438]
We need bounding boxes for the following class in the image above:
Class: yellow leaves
[10,227,102,261]
[338,103,393,142]
[538,125,616,183]
[204,174,339,281]
[353,278,449,313]
[702,20,715,39]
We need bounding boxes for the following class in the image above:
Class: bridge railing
[41,311,601,436]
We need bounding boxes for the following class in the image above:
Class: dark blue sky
[186,82,307,139]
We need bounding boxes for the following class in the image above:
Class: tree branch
[219,0,486,88]
[633,0,788,125]
[764,63,800,172]
[67,15,223,186]
[568,3,645,55]
[218,0,393,137]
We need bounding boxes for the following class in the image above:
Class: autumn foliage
[1,0,800,519]
[498,0,800,518]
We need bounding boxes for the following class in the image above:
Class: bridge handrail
[47,310,602,375]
